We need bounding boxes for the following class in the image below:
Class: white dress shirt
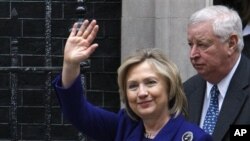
[243,22,250,36]
[199,54,241,128]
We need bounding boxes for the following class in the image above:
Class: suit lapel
[188,79,206,124]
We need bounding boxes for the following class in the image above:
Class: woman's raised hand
[64,20,99,65]
[62,20,99,88]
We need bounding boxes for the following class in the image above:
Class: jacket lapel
[187,79,206,124]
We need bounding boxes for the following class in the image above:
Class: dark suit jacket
[242,34,250,58]
[183,55,250,141]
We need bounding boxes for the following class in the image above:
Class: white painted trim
[206,0,213,6]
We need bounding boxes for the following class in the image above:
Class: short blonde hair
[117,48,188,120]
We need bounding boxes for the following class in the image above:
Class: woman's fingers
[86,25,99,44]
[69,23,78,37]
[67,19,98,51]
[76,20,89,37]
[82,20,97,39]
[85,43,99,57]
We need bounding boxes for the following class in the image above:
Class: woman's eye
[127,84,138,90]
[146,80,156,86]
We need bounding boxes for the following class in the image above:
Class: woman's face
[126,61,169,120]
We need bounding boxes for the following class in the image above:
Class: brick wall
[0,0,121,140]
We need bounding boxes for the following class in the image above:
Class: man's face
[187,22,231,83]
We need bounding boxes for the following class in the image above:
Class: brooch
[182,131,193,141]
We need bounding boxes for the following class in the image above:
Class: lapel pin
[182,131,193,141]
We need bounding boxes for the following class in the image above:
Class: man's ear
[227,34,238,54]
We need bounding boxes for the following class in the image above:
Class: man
[184,5,250,141]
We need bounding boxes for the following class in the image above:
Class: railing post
[76,0,87,29]
[75,1,91,141]
[44,0,52,140]
[10,8,19,141]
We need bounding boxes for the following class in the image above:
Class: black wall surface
[0,0,121,140]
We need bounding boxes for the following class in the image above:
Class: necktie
[202,85,220,135]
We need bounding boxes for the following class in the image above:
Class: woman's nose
[137,84,148,98]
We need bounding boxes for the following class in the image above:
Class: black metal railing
[0,0,90,140]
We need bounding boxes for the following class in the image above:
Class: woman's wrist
[62,61,80,88]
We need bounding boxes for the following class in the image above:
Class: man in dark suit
[184,5,250,141]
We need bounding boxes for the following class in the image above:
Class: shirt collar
[243,22,250,36]
[206,54,241,99]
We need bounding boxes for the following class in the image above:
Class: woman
[53,19,212,141]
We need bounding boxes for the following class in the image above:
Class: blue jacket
[53,75,213,141]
